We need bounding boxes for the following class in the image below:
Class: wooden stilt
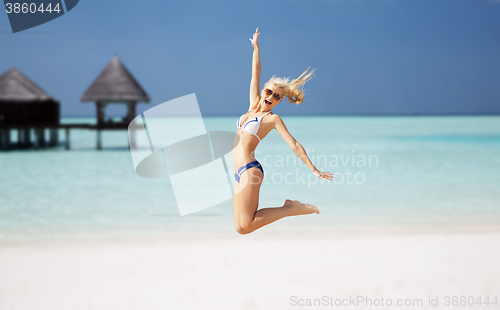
[39,128,46,147]
[0,129,4,150]
[97,129,102,150]
[17,128,22,146]
[22,128,30,146]
[4,129,10,150]
[49,128,58,146]
[65,128,70,150]
[34,128,39,150]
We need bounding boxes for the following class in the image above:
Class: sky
[0,0,499,117]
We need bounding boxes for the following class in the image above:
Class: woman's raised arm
[248,28,261,111]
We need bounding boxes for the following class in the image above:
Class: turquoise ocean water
[0,116,499,241]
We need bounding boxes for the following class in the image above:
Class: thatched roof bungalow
[0,68,59,125]
[81,56,150,126]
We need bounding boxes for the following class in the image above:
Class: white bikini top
[236,109,272,141]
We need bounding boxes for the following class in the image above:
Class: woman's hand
[249,28,260,48]
[313,169,335,181]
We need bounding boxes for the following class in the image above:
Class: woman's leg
[233,192,244,233]
[233,167,261,234]
[234,168,319,234]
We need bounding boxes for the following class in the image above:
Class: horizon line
[61,113,500,118]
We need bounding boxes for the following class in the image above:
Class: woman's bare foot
[284,199,319,216]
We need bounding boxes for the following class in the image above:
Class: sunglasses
[264,88,282,101]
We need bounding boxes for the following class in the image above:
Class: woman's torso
[232,109,274,172]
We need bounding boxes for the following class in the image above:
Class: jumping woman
[233,28,334,235]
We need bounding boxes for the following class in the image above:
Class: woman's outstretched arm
[249,28,261,111]
[274,115,335,181]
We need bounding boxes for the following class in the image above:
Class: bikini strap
[260,111,272,119]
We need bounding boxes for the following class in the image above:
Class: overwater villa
[0,56,150,151]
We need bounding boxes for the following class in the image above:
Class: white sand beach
[0,231,499,310]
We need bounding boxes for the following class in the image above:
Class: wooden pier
[0,123,141,151]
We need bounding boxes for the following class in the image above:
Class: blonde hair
[264,67,316,104]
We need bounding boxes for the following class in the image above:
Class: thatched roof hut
[0,68,59,125]
[80,56,150,126]
[0,68,57,102]
[81,56,150,102]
